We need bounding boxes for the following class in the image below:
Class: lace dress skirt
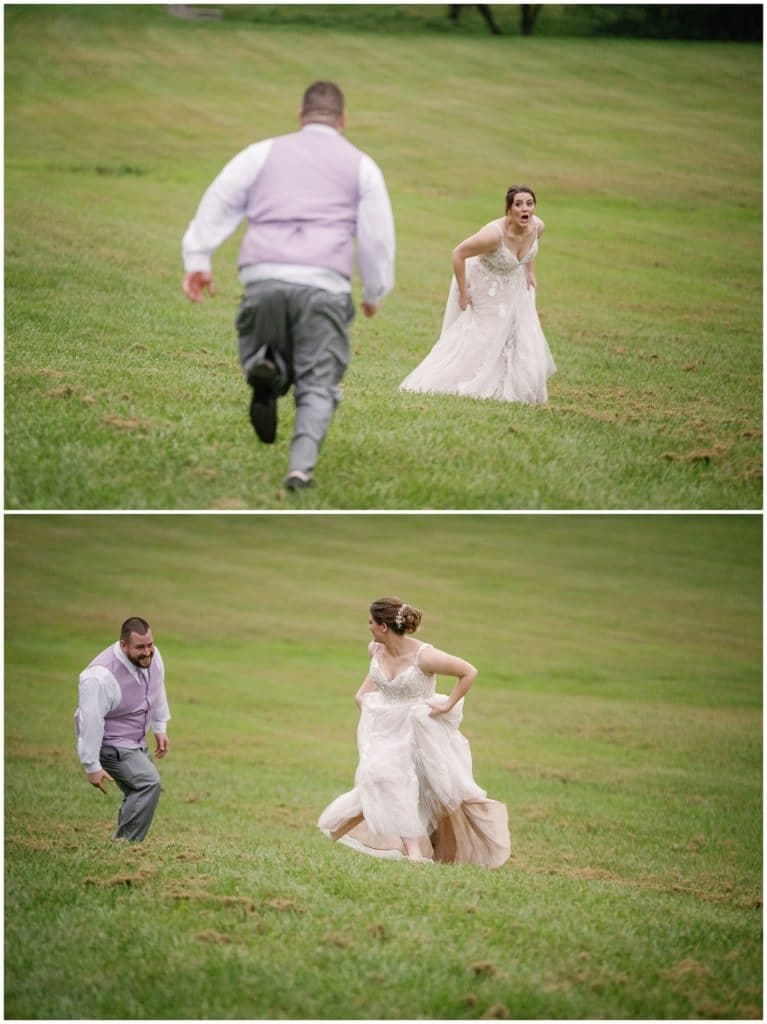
[400,250,556,404]
[318,691,511,868]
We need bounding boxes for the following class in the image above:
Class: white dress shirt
[76,644,170,773]
[182,124,396,305]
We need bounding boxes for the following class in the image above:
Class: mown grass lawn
[4,5,762,509]
[4,513,762,1018]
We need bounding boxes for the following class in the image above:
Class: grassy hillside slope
[4,6,762,508]
[5,514,762,1017]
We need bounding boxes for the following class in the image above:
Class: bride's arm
[526,258,537,291]
[525,216,545,290]
[452,224,503,309]
[355,673,377,708]
[418,646,478,715]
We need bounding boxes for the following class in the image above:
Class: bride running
[318,597,511,867]
[400,185,556,403]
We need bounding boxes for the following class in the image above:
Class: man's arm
[149,648,171,759]
[182,139,273,302]
[356,155,396,316]
[75,668,120,791]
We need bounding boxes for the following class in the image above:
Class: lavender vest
[89,644,162,748]
[239,128,363,278]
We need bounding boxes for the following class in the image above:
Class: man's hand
[154,733,169,759]
[183,271,216,303]
[361,302,378,318]
[87,769,114,794]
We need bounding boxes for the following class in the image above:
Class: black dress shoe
[247,360,278,444]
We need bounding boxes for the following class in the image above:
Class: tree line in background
[452,4,762,39]
[170,3,762,40]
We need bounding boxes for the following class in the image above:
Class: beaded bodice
[479,234,538,276]
[370,644,436,703]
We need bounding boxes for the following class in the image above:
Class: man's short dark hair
[301,81,344,121]
[120,617,151,641]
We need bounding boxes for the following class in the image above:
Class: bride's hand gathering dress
[400,219,556,403]
[318,642,511,868]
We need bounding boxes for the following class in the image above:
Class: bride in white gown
[400,185,556,403]
[318,597,511,867]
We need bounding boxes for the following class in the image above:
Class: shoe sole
[284,474,313,491]
[247,360,277,384]
[247,361,278,444]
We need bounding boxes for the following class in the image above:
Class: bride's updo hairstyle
[370,597,423,635]
[505,184,537,210]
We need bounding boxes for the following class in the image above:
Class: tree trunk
[477,5,502,34]
[520,4,542,36]
[449,5,502,35]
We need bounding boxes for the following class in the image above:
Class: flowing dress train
[400,220,555,403]
[318,642,511,868]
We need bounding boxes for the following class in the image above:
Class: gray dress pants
[99,745,162,842]
[236,280,354,475]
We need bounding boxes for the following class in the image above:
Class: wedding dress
[400,220,556,403]
[318,642,511,867]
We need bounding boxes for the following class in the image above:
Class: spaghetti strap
[415,642,433,667]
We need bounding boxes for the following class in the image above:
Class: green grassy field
[4,5,762,509]
[4,513,762,1018]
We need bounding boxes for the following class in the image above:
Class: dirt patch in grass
[551,386,760,460]
[470,961,498,977]
[6,742,71,763]
[662,957,712,983]
[195,929,238,944]
[210,497,250,509]
[39,375,96,406]
[84,867,153,887]
[264,897,303,913]
[6,835,78,852]
[657,957,760,1017]
[518,859,759,909]
[102,415,152,432]
[169,886,257,913]
[181,791,211,803]
[662,445,729,463]
[739,461,762,480]
[482,1003,510,1018]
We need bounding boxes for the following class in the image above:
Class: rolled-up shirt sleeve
[182,140,273,273]
[75,668,121,774]
[356,154,396,305]
[150,648,171,735]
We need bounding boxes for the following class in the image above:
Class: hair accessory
[394,603,408,629]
